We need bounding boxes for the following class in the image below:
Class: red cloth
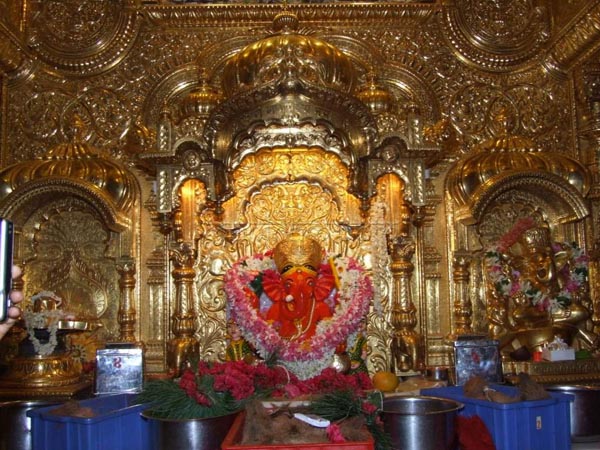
[456,415,496,450]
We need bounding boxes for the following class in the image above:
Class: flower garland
[23,291,66,356]
[23,309,64,356]
[367,198,391,317]
[224,251,373,379]
[484,221,589,313]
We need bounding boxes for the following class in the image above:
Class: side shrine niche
[447,110,600,383]
[0,125,141,397]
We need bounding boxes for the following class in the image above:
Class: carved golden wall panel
[222,149,362,230]
[187,150,396,372]
[25,0,140,76]
[2,1,600,379]
[442,0,550,71]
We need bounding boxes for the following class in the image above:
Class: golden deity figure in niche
[485,218,598,356]
[224,234,373,379]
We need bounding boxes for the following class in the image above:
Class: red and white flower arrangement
[484,218,589,313]
[224,250,373,379]
[138,359,374,420]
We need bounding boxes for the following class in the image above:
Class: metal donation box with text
[453,336,502,386]
[95,346,144,395]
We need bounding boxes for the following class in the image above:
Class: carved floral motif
[442,0,549,70]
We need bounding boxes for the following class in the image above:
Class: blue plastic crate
[27,393,150,450]
[420,385,573,450]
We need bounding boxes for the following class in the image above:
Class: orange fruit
[372,371,399,392]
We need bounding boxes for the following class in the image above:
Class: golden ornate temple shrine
[2,0,600,404]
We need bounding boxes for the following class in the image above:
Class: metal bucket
[0,399,60,450]
[545,384,600,443]
[382,396,463,450]
[141,410,239,450]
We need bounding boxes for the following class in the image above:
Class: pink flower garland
[485,229,589,312]
[496,217,536,253]
[224,253,373,378]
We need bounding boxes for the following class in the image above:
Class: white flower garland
[23,309,64,356]
[24,291,65,356]
[368,198,391,317]
[485,241,589,313]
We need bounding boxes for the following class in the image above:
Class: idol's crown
[273,234,323,274]
[520,225,552,250]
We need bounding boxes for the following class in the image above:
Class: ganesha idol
[262,236,336,341]
[224,234,373,379]
[485,218,599,356]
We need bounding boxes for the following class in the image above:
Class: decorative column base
[167,336,199,376]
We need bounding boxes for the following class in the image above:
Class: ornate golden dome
[0,138,138,213]
[448,135,590,209]
[221,11,357,97]
[179,68,222,122]
[447,107,591,215]
[356,71,395,115]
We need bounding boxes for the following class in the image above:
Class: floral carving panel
[443,0,550,71]
[27,0,140,75]
[22,204,120,338]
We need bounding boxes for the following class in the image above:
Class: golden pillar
[388,235,424,373]
[117,258,137,343]
[591,242,600,336]
[451,249,473,335]
[167,241,199,375]
[582,98,600,336]
[164,179,205,374]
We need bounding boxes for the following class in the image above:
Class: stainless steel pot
[545,384,600,443]
[0,399,60,450]
[382,396,464,450]
[141,410,239,450]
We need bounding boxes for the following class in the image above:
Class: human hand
[0,265,23,340]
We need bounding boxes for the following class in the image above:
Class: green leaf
[249,273,264,296]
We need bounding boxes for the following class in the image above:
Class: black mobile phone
[0,219,13,323]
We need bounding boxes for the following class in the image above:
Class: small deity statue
[225,319,256,363]
[485,218,598,354]
[506,223,558,330]
[261,234,336,342]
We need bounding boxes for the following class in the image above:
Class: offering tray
[57,319,100,332]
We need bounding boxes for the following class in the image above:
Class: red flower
[184,360,297,404]
[178,369,212,406]
[326,423,346,443]
[362,401,378,415]
[270,368,372,400]
[179,369,197,395]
